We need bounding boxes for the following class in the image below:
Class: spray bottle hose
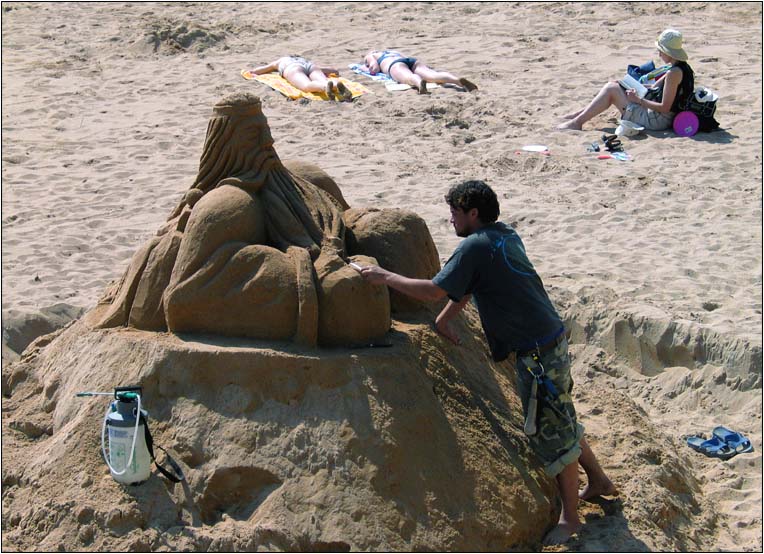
[101,394,142,476]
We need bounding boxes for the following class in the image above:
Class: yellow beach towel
[241,70,370,101]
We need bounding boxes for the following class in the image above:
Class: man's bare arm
[250,60,280,75]
[357,265,447,302]
[434,295,471,345]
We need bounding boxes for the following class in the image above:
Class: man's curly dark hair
[444,180,500,223]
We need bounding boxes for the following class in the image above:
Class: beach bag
[680,86,720,132]
[627,60,655,81]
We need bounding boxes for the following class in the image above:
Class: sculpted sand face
[88,92,441,346]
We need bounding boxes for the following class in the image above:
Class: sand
[1,2,761,551]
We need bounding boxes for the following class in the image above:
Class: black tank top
[651,62,695,112]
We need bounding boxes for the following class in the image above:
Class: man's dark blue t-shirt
[432,222,563,362]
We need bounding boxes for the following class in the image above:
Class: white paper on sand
[522,144,549,152]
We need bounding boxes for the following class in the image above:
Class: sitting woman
[362,49,477,94]
[557,29,694,131]
[249,55,353,101]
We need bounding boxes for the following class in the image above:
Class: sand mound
[129,19,227,56]
[1,303,84,364]
[565,344,722,552]
[552,287,763,552]
[2,306,560,551]
[561,286,762,384]
[4,310,753,552]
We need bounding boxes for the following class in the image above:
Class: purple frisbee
[673,111,699,137]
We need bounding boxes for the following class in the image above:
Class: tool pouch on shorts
[524,378,539,436]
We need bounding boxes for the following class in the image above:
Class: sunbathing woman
[362,50,478,94]
[249,56,353,101]
[557,29,694,131]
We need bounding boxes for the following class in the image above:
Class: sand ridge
[1,2,762,551]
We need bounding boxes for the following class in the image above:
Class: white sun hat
[656,28,689,61]
[615,119,645,137]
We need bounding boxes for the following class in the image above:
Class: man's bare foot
[459,77,478,92]
[557,119,583,131]
[418,80,429,94]
[336,81,353,101]
[579,479,619,501]
[542,521,581,545]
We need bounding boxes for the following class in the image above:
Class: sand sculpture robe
[89,94,399,347]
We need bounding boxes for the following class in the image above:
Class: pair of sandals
[601,134,624,153]
[686,426,753,459]
[585,134,624,153]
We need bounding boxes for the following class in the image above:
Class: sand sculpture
[88,92,439,346]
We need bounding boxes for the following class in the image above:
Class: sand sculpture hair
[88,92,440,346]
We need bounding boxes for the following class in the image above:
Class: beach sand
[2,2,761,551]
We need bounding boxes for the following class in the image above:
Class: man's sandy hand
[434,319,461,345]
[357,264,390,285]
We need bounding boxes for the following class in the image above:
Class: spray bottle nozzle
[114,385,142,400]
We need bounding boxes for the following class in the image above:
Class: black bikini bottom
[386,57,417,73]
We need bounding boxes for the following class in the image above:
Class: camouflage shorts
[515,337,584,477]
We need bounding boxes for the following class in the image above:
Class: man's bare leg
[543,460,582,545]
[578,437,618,500]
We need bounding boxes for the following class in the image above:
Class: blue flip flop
[712,426,753,454]
[686,435,736,459]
